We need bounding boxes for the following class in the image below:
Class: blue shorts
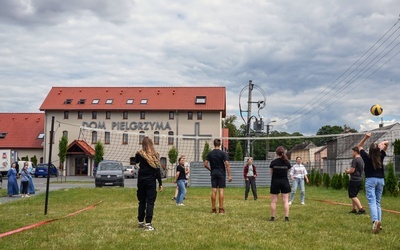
[211,173,226,188]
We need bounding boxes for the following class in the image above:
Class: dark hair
[369,143,382,169]
[351,147,359,154]
[142,136,156,155]
[214,138,221,147]
[276,146,289,163]
[296,156,302,160]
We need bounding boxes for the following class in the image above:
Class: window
[140,99,148,104]
[168,131,174,145]
[92,131,97,144]
[62,131,68,139]
[188,112,193,120]
[139,131,145,144]
[122,133,128,144]
[77,111,83,119]
[169,111,174,120]
[37,133,44,139]
[92,111,97,119]
[140,111,145,119]
[126,99,134,104]
[106,111,111,119]
[64,111,69,119]
[195,96,206,104]
[64,99,72,104]
[78,99,86,104]
[154,131,160,145]
[92,99,100,104]
[197,111,202,120]
[123,111,128,119]
[105,132,110,144]
[106,99,113,104]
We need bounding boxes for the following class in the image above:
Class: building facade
[40,86,226,176]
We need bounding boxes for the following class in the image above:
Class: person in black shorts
[269,146,291,222]
[204,138,232,214]
[345,147,365,214]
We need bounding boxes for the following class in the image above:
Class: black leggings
[21,181,29,195]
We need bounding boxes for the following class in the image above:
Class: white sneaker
[178,203,185,206]
[372,220,381,234]
[25,194,30,198]
[301,202,305,205]
[288,201,292,205]
[138,222,145,228]
[144,223,155,231]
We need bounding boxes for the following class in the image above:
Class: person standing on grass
[172,156,190,201]
[174,156,187,206]
[344,147,365,215]
[269,146,291,222]
[358,132,388,234]
[135,136,163,231]
[204,138,232,214]
[20,163,30,198]
[7,162,19,197]
[289,156,309,205]
[243,157,258,201]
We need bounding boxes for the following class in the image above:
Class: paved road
[0,176,139,204]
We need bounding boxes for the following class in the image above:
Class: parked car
[34,163,58,178]
[95,160,124,187]
[124,165,139,178]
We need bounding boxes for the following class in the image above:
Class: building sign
[82,121,171,131]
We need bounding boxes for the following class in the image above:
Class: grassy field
[1,186,400,250]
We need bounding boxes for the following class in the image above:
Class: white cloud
[0,0,399,134]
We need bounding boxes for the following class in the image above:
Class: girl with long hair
[135,136,163,231]
[269,146,292,222]
[358,132,389,234]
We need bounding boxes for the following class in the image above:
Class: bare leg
[352,197,363,210]
[282,193,290,217]
[219,188,225,208]
[211,188,217,209]
[270,194,278,217]
[174,185,178,198]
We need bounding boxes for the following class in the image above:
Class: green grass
[1,186,400,249]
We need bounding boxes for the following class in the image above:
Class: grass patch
[0,186,399,249]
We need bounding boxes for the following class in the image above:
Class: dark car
[34,163,58,178]
[95,160,124,187]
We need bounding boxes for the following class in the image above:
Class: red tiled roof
[67,140,95,156]
[40,86,226,116]
[0,113,44,149]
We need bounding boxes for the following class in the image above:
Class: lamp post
[265,120,276,160]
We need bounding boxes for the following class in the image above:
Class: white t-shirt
[290,164,308,178]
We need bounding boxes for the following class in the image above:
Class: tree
[202,141,211,161]
[168,146,178,171]
[393,139,400,170]
[234,141,243,161]
[385,162,398,196]
[31,155,38,166]
[94,141,104,166]
[313,125,357,146]
[59,135,68,170]
[323,173,331,189]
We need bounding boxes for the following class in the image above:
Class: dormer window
[126,99,134,104]
[140,99,148,104]
[64,99,72,104]
[106,99,113,104]
[37,133,44,139]
[0,132,7,138]
[92,99,100,104]
[78,99,86,104]
[195,96,206,104]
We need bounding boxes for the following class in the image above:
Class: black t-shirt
[269,158,291,179]
[176,164,186,180]
[135,153,162,186]
[360,149,385,179]
[206,149,229,176]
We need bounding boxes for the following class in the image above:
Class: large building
[39,86,227,176]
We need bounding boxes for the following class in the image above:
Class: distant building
[39,86,227,176]
[0,113,44,164]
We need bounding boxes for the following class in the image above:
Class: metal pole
[266,125,270,160]
[44,116,55,215]
[246,80,253,156]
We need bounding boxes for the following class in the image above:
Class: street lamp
[265,120,276,160]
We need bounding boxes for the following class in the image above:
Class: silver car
[95,160,124,187]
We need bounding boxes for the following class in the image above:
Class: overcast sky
[1,0,399,135]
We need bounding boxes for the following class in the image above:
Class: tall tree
[234,141,243,161]
[313,125,357,146]
[58,135,68,170]
[202,141,211,161]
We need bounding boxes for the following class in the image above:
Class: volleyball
[370,104,383,116]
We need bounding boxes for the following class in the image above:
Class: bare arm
[358,132,371,150]
[204,160,211,172]
[225,161,232,182]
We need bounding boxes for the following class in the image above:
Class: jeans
[290,178,305,203]
[365,177,385,222]
[176,179,186,204]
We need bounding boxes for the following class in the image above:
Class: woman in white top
[289,157,309,205]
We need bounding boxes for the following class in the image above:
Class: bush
[315,170,322,187]
[385,162,398,196]
[323,173,331,189]
[309,168,316,186]
[342,173,349,190]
